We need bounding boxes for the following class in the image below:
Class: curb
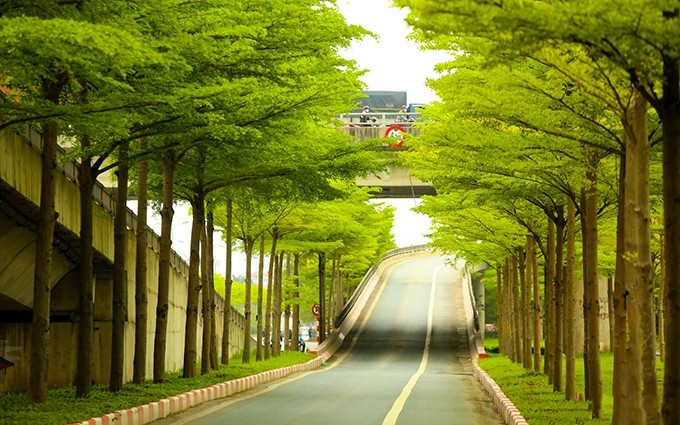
[472,356,529,425]
[69,356,325,425]
[461,267,527,425]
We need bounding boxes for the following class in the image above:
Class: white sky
[338,0,436,250]
[337,0,450,103]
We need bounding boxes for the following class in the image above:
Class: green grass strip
[0,351,314,425]
[478,341,665,424]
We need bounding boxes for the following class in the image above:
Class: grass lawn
[478,340,664,424]
[0,351,314,425]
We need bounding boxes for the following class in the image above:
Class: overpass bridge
[338,113,435,198]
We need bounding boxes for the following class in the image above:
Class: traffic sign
[384,125,406,147]
[312,303,320,316]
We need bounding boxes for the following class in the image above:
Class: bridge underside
[340,127,435,199]
[356,166,436,199]
[364,185,436,198]
[0,182,111,312]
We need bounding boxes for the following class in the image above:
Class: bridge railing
[334,244,430,328]
[337,112,420,128]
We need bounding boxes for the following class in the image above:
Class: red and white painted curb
[70,356,325,425]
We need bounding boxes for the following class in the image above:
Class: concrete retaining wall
[0,127,248,392]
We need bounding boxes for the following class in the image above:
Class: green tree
[0,1,160,401]
[398,35,640,413]
[393,2,677,421]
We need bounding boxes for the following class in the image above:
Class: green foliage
[0,2,162,142]
[213,275,267,313]
[394,0,666,276]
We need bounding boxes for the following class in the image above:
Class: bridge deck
[337,125,435,198]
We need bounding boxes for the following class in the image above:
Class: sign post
[312,304,321,341]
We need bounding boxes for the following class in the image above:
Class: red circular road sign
[384,125,407,147]
[312,304,320,316]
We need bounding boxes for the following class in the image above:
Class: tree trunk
[207,210,218,370]
[284,254,292,351]
[630,94,659,425]
[200,222,211,375]
[565,197,576,400]
[133,137,149,384]
[153,156,175,383]
[545,218,555,381]
[110,141,129,392]
[329,258,337,331]
[183,194,205,378]
[553,206,565,393]
[659,233,665,364]
[519,246,531,370]
[503,258,512,358]
[612,157,628,423]
[75,80,98,398]
[221,199,233,365]
[242,237,254,364]
[584,147,602,418]
[623,105,645,424]
[512,254,521,364]
[497,262,505,355]
[336,261,344,319]
[29,76,66,405]
[284,303,291,351]
[293,254,300,351]
[608,277,615,356]
[273,250,283,356]
[531,238,541,373]
[660,53,680,425]
[76,135,94,398]
[256,234,265,361]
[580,189,590,402]
[264,231,278,359]
[318,252,327,343]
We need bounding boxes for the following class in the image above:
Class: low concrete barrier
[460,266,528,425]
[315,246,432,359]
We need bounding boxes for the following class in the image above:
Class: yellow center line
[381,264,443,425]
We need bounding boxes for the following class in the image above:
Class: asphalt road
[156,255,503,425]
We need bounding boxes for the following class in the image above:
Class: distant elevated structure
[337,124,435,199]
[335,90,434,198]
[353,90,407,113]
[341,91,425,127]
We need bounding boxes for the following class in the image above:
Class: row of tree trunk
[497,98,665,422]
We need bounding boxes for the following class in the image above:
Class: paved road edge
[313,246,434,359]
[460,266,529,425]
